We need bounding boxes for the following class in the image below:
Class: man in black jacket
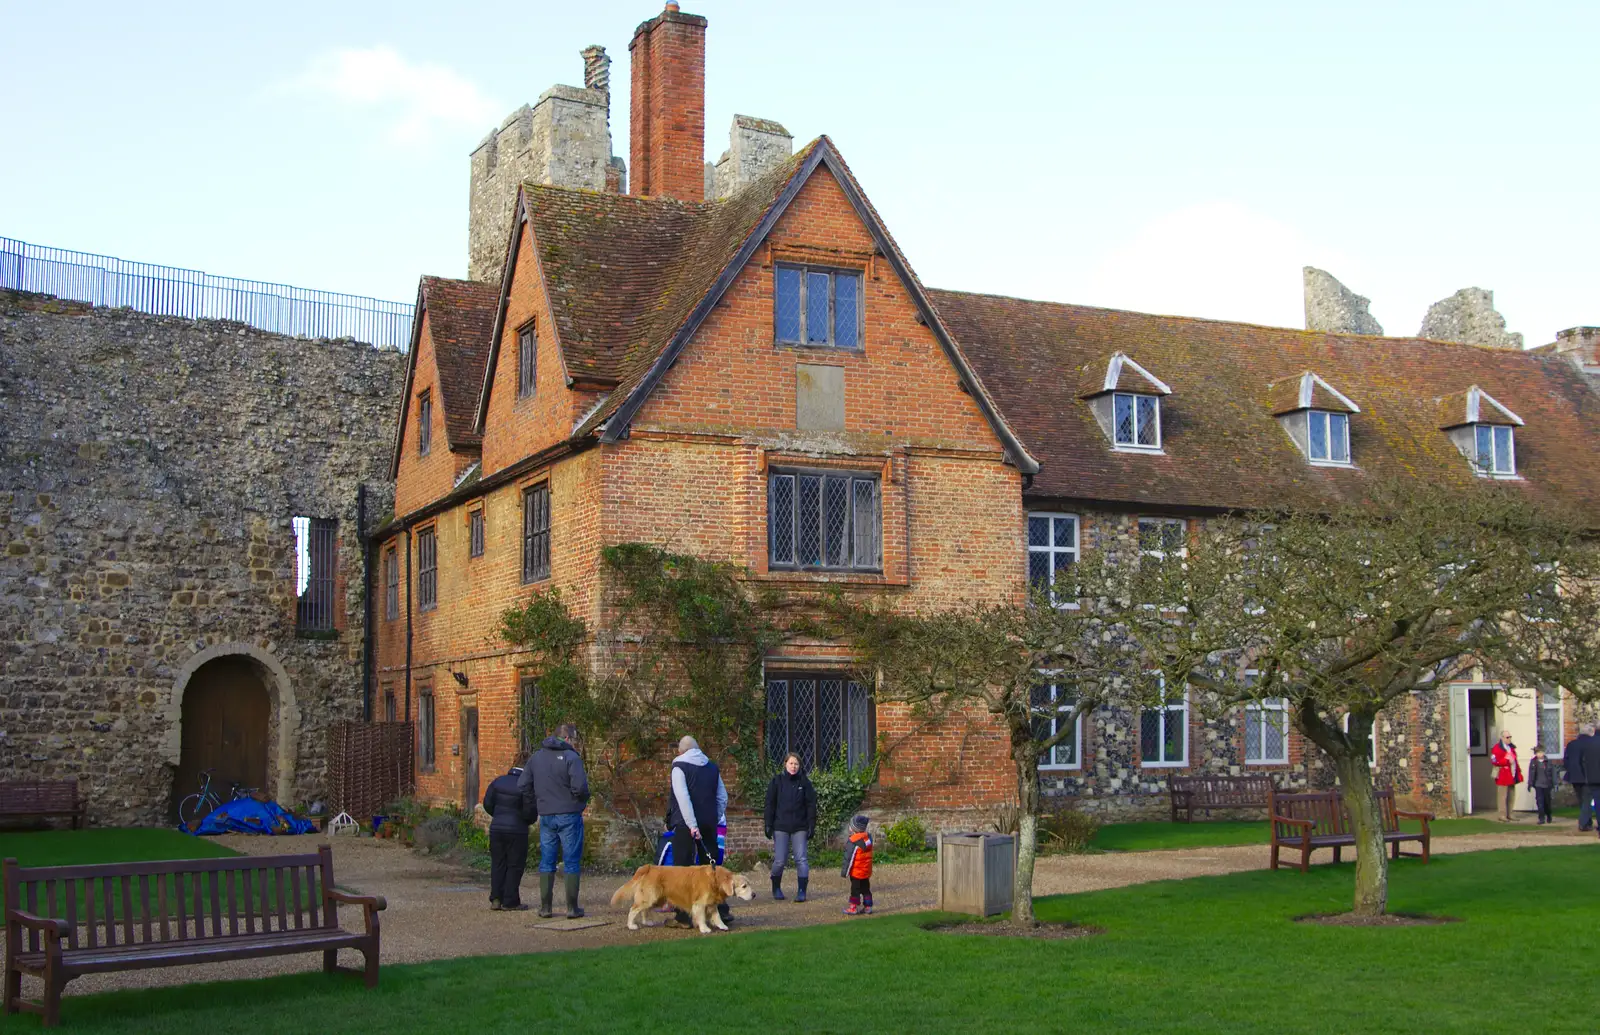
[1567,723,1600,836]
[518,723,591,918]
[481,765,533,911]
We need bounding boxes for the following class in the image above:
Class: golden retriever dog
[610,863,755,933]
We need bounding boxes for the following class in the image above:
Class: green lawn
[1090,814,1559,852]
[6,844,1596,1033]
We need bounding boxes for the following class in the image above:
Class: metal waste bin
[936,832,1015,916]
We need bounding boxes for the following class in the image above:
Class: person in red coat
[841,814,874,915]
[1490,730,1523,821]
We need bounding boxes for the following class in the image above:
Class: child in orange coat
[842,814,874,915]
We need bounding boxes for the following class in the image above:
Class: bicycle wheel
[178,793,205,828]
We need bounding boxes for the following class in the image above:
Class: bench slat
[274,866,288,933]
[120,875,134,946]
[64,876,79,950]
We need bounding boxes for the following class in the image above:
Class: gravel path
[19,821,1595,1000]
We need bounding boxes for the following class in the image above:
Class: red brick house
[373,3,1600,831]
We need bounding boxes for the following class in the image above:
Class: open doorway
[1463,685,1539,816]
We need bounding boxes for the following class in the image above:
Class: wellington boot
[795,877,808,903]
[538,873,555,918]
[565,873,584,918]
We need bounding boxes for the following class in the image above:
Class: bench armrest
[1269,815,1313,834]
[8,909,68,939]
[1395,810,1435,825]
[326,888,387,933]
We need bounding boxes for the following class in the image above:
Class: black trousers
[490,827,529,907]
[1580,784,1599,831]
[1534,787,1553,822]
[671,823,725,925]
[850,876,872,902]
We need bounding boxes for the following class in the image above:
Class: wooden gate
[174,657,270,818]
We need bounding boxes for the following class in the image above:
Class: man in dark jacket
[1570,723,1600,837]
[1563,723,1594,832]
[481,765,533,910]
[518,723,590,918]
[666,734,727,929]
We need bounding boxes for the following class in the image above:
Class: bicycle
[178,769,257,828]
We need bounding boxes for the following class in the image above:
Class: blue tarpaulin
[182,798,315,836]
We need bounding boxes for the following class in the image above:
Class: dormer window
[1270,372,1359,467]
[1307,410,1350,464]
[1113,393,1161,449]
[1439,385,1524,480]
[1474,424,1515,476]
[1081,352,1172,453]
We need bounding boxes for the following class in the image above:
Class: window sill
[521,575,552,586]
[1308,459,1356,469]
[418,604,438,614]
[1245,759,1290,767]
[1039,765,1083,773]
[1472,470,1522,481]
[773,340,864,353]
[757,569,903,588]
[1112,444,1164,454]
[295,628,341,642]
[1140,761,1189,769]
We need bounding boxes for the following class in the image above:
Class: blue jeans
[771,829,809,880]
[538,812,584,874]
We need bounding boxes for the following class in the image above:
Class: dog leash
[694,833,718,871]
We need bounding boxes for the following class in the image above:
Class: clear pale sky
[3,1,1595,344]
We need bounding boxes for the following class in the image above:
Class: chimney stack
[581,45,611,93]
[629,3,707,201]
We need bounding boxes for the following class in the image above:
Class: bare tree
[1113,481,1600,917]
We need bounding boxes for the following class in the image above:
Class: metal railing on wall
[0,236,414,350]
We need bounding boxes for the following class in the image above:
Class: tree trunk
[1334,749,1388,918]
[1011,731,1042,926]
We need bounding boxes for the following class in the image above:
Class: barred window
[468,509,485,559]
[383,546,399,622]
[768,470,880,572]
[382,686,396,723]
[517,322,536,398]
[774,265,862,349]
[419,688,436,769]
[417,390,432,456]
[293,516,338,633]
[417,527,438,611]
[765,675,873,770]
[519,677,540,757]
[522,484,551,583]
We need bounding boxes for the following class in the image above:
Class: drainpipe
[358,484,373,722]
[404,527,414,723]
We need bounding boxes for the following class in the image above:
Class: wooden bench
[1268,787,1434,873]
[1169,774,1276,822]
[4,843,384,1027]
[0,782,86,830]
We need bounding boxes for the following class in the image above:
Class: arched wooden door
[174,656,270,817]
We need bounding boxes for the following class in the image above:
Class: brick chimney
[629,2,707,201]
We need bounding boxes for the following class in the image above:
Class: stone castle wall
[0,291,404,825]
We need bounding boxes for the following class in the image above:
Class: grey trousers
[771,829,809,879]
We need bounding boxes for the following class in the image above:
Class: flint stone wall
[1303,266,1383,336]
[1419,287,1524,349]
[0,291,402,825]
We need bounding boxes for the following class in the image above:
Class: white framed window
[1027,512,1078,604]
[1538,690,1563,756]
[1473,424,1515,476]
[1113,392,1161,449]
[1341,712,1379,766]
[1307,410,1351,464]
[1032,683,1081,770]
[1140,681,1188,767]
[1137,517,1187,564]
[1244,675,1289,764]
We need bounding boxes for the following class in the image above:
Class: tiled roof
[419,276,497,449]
[929,290,1600,514]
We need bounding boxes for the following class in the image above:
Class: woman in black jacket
[764,752,817,901]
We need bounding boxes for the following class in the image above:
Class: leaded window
[417,390,432,456]
[1138,518,1187,565]
[1140,683,1188,766]
[468,509,484,559]
[1027,512,1078,603]
[384,547,399,621]
[517,322,536,398]
[1308,410,1351,464]
[416,528,437,611]
[1032,683,1080,769]
[768,470,880,572]
[1113,392,1160,448]
[1245,697,1289,764]
[774,265,862,349]
[419,688,436,769]
[1539,690,1563,756]
[522,484,550,583]
[765,675,873,770]
[1474,423,1515,476]
[519,677,540,757]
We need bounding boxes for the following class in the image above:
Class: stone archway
[166,642,301,806]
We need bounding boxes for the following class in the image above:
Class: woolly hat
[850,814,869,832]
